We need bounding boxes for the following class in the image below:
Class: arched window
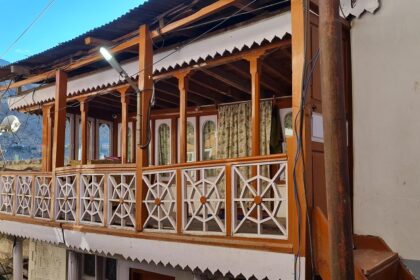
[284,112,293,137]
[64,117,71,164]
[158,123,170,165]
[202,120,216,161]
[98,123,110,159]
[186,121,195,162]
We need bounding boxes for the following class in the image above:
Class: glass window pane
[98,124,110,159]
[186,121,195,162]
[158,123,170,165]
[202,121,216,161]
[64,117,71,164]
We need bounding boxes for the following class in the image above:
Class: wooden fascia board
[1,0,239,92]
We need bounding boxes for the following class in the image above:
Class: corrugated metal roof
[340,0,380,18]
[8,12,291,110]
[1,0,188,70]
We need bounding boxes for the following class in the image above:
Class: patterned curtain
[158,124,170,165]
[217,100,272,159]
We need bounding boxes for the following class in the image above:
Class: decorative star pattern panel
[55,175,77,222]
[80,174,105,225]
[0,175,15,214]
[16,176,33,216]
[34,176,52,219]
[108,173,136,229]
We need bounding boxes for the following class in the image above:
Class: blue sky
[0,0,145,63]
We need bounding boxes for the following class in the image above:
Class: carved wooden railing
[0,154,293,251]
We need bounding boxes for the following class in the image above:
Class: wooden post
[41,105,53,172]
[12,238,23,280]
[120,89,129,164]
[136,24,153,231]
[248,55,262,157]
[52,69,67,169]
[290,0,308,259]
[177,71,189,164]
[319,0,354,278]
[79,98,89,165]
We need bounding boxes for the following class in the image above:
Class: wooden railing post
[247,55,262,157]
[79,98,89,165]
[120,89,130,164]
[52,70,68,169]
[41,105,53,172]
[225,163,232,236]
[136,24,153,232]
[176,71,190,164]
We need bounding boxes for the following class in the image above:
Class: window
[200,116,217,161]
[98,123,111,159]
[64,117,71,164]
[157,123,171,165]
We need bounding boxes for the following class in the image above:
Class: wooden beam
[177,71,190,163]
[84,37,112,46]
[263,60,292,86]
[201,68,251,94]
[150,0,239,38]
[136,24,154,232]
[248,55,261,157]
[1,0,239,92]
[79,98,89,165]
[52,70,67,169]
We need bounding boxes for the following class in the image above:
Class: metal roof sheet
[340,0,380,18]
[8,11,291,110]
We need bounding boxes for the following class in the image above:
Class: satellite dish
[0,115,21,134]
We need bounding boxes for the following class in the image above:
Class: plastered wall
[28,241,66,280]
[351,0,420,267]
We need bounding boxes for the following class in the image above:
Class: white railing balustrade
[0,175,15,214]
[80,174,105,225]
[232,161,288,239]
[182,166,226,234]
[142,170,177,232]
[55,175,77,222]
[108,173,136,229]
[34,176,52,219]
[16,176,33,216]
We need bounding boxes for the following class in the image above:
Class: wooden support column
[120,90,129,164]
[289,0,308,261]
[247,55,262,157]
[136,24,153,232]
[79,98,89,165]
[52,69,67,169]
[41,105,53,171]
[176,71,190,164]
[12,238,23,280]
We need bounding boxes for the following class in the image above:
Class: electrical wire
[0,0,57,60]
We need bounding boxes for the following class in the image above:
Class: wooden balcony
[0,153,294,253]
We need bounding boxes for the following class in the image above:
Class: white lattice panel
[16,176,33,216]
[55,175,77,222]
[182,167,226,234]
[142,170,176,232]
[232,161,288,238]
[0,175,15,214]
[108,173,136,229]
[34,176,52,219]
[80,174,105,225]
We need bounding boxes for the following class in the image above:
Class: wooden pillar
[290,0,308,260]
[247,55,262,157]
[136,24,153,231]
[41,105,53,171]
[120,90,129,164]
[176,71,189,164]
[12,238,23,280]
[79,98,89,165]
[52,69,68,169]
[319,0,354,278]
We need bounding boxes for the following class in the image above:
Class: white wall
[351,0,420,263]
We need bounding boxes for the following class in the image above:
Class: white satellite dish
[0,115,21,134]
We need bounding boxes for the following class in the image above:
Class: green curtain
[217,100,272,159]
